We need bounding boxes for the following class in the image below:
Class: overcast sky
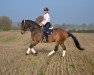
[0,0,94,25]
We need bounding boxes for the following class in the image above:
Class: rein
[25,20,42,32]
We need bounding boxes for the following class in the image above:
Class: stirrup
[49,27,53,30]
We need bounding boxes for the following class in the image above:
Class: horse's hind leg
[60,44,66,57]
[26,42,38,55]
[47,42,59,56]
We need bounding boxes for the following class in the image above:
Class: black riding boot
[45,34,48,42]
[43,33,48,43]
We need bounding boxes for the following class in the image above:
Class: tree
[0,16,12,31]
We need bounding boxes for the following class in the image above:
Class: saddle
[47,27,53,35]
[35,16,53,42]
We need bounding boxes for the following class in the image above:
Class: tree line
[0,16,12,31]
[0,16,94,33]
[55,23,94,33]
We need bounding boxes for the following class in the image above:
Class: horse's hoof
[62,55,65,57]
[47,54,49,56]
[47,54,50,57]
[35,52,37,55]
[25,53,29,55]
[33,52,37,56]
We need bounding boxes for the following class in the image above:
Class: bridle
[21,20,42,33]
[23,20,25,26]
[21,20,27,34]
[22,20,27,31]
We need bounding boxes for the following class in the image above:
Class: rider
[39,7,51,42]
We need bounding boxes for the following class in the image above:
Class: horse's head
[21,19,41,35]
[21,20,29,35]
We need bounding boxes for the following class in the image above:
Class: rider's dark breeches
[43,22,51,33]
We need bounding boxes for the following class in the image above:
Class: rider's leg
[44,31,48,42]
[43,22,51,42]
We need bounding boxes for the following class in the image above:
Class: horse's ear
[22,20,26,24]
[23,19,25,22]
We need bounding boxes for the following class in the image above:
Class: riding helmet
[44,7,49,11]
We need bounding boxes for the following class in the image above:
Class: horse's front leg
[26,41,38,55]
[47,42,59,56]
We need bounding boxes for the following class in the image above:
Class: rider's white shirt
[41,13,50,25]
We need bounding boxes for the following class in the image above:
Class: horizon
[0,0,94,25]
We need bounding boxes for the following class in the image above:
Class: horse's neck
[30,27,43,38]
[28,21,42,32]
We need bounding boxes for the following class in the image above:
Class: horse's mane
[26,20,40,28]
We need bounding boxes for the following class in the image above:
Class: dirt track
[0,31,94,75]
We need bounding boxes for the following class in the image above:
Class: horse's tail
[67,32,85,50]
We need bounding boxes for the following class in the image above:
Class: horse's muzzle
[21,32,23,35]
[21,30,25,35]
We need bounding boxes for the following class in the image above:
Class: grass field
[0,30,94,75]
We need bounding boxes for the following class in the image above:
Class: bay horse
[21,20,84,57]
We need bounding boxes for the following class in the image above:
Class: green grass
[69,64,75,69]
[39,67,46,75]
[31,61,37,69]
[46,60,50,65]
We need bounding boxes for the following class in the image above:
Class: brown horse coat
[21,20,84,56]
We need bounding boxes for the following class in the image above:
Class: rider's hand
[39,23,43,26]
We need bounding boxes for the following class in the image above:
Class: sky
[0,0,94,25]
